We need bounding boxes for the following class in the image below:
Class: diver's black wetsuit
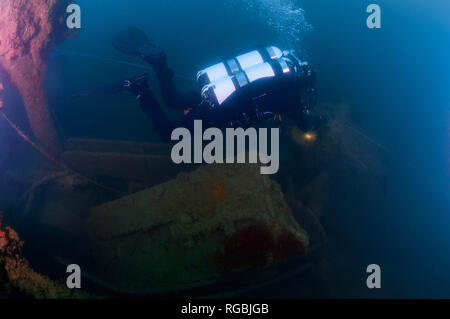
[110,28,323,141]
[136,62,320,141]
[137,65,214,141]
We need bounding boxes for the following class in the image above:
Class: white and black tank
[196,46,310,109]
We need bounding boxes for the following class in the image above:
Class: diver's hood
[197,46,312,109]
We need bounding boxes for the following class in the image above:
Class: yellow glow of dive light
[303,132,317,142]
[291,126,318,147]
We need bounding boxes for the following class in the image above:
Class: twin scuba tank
[196,46,311,110]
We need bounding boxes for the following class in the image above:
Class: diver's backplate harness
[196,46,317,127]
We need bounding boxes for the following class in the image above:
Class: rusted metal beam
[61,151,194,184]
[65,138,172,156]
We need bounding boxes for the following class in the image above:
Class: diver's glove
[118,74,150,99]
[71,73,150,99]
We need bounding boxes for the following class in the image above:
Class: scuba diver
[75,27,325,141]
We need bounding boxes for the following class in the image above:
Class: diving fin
[112,27,166,66]
[71,73,149,98]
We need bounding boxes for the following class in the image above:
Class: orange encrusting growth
[211,181,226,202]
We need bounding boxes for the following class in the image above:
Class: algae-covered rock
[87,164,309,294]
[0,214,92,299]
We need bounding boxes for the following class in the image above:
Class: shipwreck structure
[87,163,310,294]
[0,0,69,156]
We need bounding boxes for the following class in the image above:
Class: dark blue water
[301,0,450,297]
